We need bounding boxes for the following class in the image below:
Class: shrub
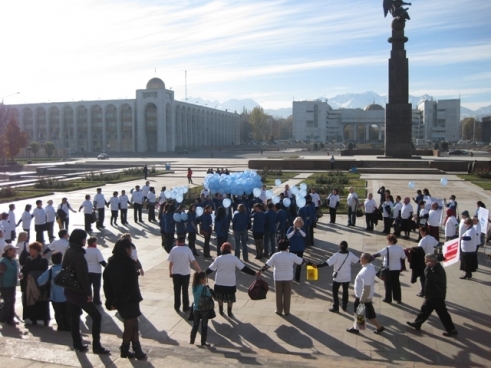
[123,167,143,175]
[35,177,73,189]
[475,169,491,179]
[82,172,121,182]
[315,172,349,185]
[0,186,17,198]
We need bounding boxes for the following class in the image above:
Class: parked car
[97,153,109,160]
[448,149,468,155]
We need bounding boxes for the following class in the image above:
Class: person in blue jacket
[186,204,199,256]
[264,202,278,257]
[201,205,213,258]
[307,197,317,246]
[286,217,306,282]
[214,207,229,257]
[232,204,250,261]
[175,205,187,239]
[275,203,289,240]
[159,203,168,250]
[163,204,176,253]
[38,251,71,331]
[298,195,312,247]
[251,203,266,259]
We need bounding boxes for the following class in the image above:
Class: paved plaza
[1,155,491,367]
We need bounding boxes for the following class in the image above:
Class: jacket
[20,255,48,293]
[214,216,229,238]
[251,211,266,233]
[407,247,426,284]
[264,210,278,233]
[286,226,306,252]
[62,242,91,297]
[38,264,66,302]
[232,211,249,232]
[0,256,18,288]
[103,255,143,310]
[186,211,197,233]
[424,262,447,299]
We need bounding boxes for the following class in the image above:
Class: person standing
[0,244,20,325]
[328,189,340,224]
[232,204,250,261]
[316,241,360,312]
[187,167,194,184]
[147,187,157,222]
[251,203,266,259]
[400,197,414,238]
[131,186,144,223]
[17,204,33,241]
[190,272,212,346]
[85,237,107,305]
[444,209,459,241]
[109,191,120,226]
[43,229,70,258]
[347,187,359,227]
[186,205,199,256]
[58,197,76,231]
[330,155,335,170]
[141,181,150,203]
[32,200,47,244]
[264,202,278,257]
[119,190,130,225]
[93,189,108,229]
[7,204,17,245]
[374,234,406,304]
[460,218,477,280]
[310,187,321,219]
[286,217,306,282]
[1,213,11,244]
[382,195,394,234]
[163,204,176,253]
[428,202,442,242]
[201,205,213,258]
[275,203,289,241]
[168,235,201,312]
[79,195,94,232]
[298,195,313,246]
[393,196,403,237]
[104,238,146,359]
[364,193,377,231]
[416,227,439,296]
[346,253,385,335]
[62,229,109,354]
[45,200,57,242]
[407,254,458,337]
[143,164,148,180]
[214,207,229,257]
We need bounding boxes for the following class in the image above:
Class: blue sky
[1,0,490,110]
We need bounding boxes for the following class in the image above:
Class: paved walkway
[1,161,490,367]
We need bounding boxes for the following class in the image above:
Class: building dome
[146,78,165,90]
[364,103,384,111]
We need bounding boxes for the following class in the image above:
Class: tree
[313,143,319,151]
[1,118,28,163]
[44,141,56,158]
[30,141,40,161]
[461,118,482,141]
[440,141,449,152]
[249,107,268,141]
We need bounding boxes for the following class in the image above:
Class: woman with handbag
[205,242,259,317]
[103,238,146,359]
[190,271,212,346]
[373,234,406,304]
[62,229,109,354]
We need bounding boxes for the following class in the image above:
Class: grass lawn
[457,174,491,190]
[262,172,301,187]
[0,190,55,204]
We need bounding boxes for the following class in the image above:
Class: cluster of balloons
[409,178,448,189]
[203,170,263,196]
[251,181,309,209]
[173,212,189,222]
[163,186,189,203]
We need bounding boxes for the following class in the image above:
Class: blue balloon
[173,213,182,222]
[296,197,306,208]
[181,213,188,221]
[196,207,204,217]
[283,198,291,207]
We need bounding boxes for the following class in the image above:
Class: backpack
[248,277,269,300]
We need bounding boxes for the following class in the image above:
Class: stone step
[356,167,443,174]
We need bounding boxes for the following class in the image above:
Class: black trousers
[97,208,105,227]
[172,274,190,311]
[84,214,93,232]
[308,224,314,246]
[332,281,349,310]
[35,224,45,243]
[52,301,71,331]
[365,213,374,230]
[110,210,118,224]
[414,297,456,332]
[68,300,102,349]
[61,217,69,230]
[0,287,16,323]
[401,218,410,236]
[120,209,128,224]
[203,235,211,257]
[384,270,402,303]
[165,232,175,253]
[133,203,143,222]
[88,272,102,304]
[329,207,337,223]
[46,221,55,241]
[188,232,197,254]
[148,203,156,221]
[191,309,209,344]
[383,217,393,234]
[291,250,304,282]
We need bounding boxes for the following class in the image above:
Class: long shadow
[138,313,179,345]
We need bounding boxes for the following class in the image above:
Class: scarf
[444,208,455,225]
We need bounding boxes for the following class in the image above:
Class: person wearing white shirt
[17,204,33,241]
[167,235,201,312]
[282,185,292,199]
[57,197,76,231]
[7,204,16,244]
[119,190,130,225]
[85,236,107,305]
[200,188,209,198]
[460,218,477,279]
[316,241,359,312]
[459,211,469,238]
[108,192,120,226]
[310,188,321,208]
[141,181,150,201]
[346,253,385,335]
[364,193,377,231]
[472,216,483,248]
[206,242,258,317]
[400,197,414,238]
[159,186,167,204]
[79,195,94,232]
[45,200,57,242]
[93,188,108,229]
[1,213,11,244]
[146,187,157,222]
[131,186,144,223]
[347,187,359,227]
[393,196,403,236]
[382,196,394,234]
[43,229,70,258]
[444,209,459,240]
[374,234,407,304]
[418,201,429,230]
[428,202,442,242]
[32,200,47,244]
[327,189,340,224]
[261,239,306,316]
[0,230,7,254]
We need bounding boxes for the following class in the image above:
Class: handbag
[356,303,366,330]
[54,267,83,292]
[376,248,390,282]
[198,287,214,311]
[356,209,364,217]
[248,277,269,300]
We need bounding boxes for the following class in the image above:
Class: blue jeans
[234,230,248,260]
[348,207,356,226]
[264,231,276,255]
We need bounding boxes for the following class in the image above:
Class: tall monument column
[383,1,413,157]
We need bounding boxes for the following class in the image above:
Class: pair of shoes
[284,313,290,316]
[275,311,282,316]
[459,275,470,280]
[382,299,392,304]
[120,343,135,358]
[342,307,347,312]
[346,327,359,334]
[416,293,424,297]
[93,346,110,355]
[200,342,211,347]
[442,330,458,337]
[374,326,385,334]
[396,300,402,304]
[74,344,89,353]
[406,321,421,330]
[328,307,339,313]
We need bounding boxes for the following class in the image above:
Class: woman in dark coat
[62,229,109,354]
[20,241,49,325]
[104,238,146,359]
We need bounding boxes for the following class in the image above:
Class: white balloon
[183,186,189,194]
[196,207,204,217]
[272,196,280,204]
[253,188,261,198]
[176,194,184,203]
[283,198,291,207]
[275,179,281,186]
[223,198,232,208]
[300,183,307,190]
[291,186,299,195]
[164,190,171,199]
[299,189,307,197]
[170,191,177,199]
[266,190,274,199]
[440,178,448,186]
[296,197,306,208]
[408,181,415,189]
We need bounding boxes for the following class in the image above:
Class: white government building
[292,98,460,143]
[6,78,240,153]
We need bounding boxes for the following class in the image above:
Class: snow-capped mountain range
[183,92,491,119]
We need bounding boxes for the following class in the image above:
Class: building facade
[418,99,461,142]
[482,116,491,143]
[6,78,240,153]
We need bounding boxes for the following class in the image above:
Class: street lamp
[1,92,20,104]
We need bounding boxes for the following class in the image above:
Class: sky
[1,0,490,110]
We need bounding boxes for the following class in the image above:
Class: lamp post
[1,92,20,104]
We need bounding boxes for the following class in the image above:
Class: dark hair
[220,242,232,254]
[419,226,428,234]
[87,236,98,245]
[85,194,90,200]
[36,200,42,205]
[25,204,32,211]
[58,229,68,238]
[192,271,207,288]
[189,204,196,213]
[51,252,63,265]
[167,204,176,213]
[177,235,186,243]
[387,234,398,244]
[477,201,486,208]
[28,241,43,252]
[267,202,274,209]
[278,239,289,251]
[275,203,282,210]
[69,229,87,246]
[111,238,133,258]
[339,241,348,250]
[216,206,226,221]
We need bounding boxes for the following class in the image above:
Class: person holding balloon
[214,207,230,257]
[232,204,250,261]
[200,205,213,258]
[186,204,199,256]
[251,203,266,259]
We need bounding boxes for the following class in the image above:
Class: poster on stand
[441,238,460,268]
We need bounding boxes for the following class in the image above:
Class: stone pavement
[1,161,491,367]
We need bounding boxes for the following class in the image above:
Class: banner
[478,207,489,235]
[441,238,460,268]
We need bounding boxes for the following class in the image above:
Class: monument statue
[383,0,412,21]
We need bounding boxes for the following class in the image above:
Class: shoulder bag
[332,253,350,278]
[54,266,83,293]
[198,286,215,311]
[376,248,390,281]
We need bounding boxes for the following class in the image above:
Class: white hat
[3,244,19,251]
